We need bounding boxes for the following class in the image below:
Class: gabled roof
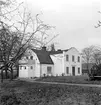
[32,49,54,65]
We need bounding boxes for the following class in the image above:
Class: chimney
[57,49,61,51]
[42,46,46,51]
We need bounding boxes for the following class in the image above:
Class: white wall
[40,64,54,77]
[51,54,64,76]
[19,49,41,78]
[19,65,29,78]
[64,47,82,76]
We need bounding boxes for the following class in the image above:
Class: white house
[19,47,82,78]
[50,47,82,76]
[19,47,54,78]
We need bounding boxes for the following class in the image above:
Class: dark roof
[49,49,69,55]
[49,50,63,55]
[32,49,54,64]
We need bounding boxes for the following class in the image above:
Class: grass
[36,75,101,85]
[1,80,101,105]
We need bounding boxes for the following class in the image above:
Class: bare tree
[92,46,101,65]
[0,1,58,82]
[82,46,94,75]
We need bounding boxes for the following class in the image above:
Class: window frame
[66,55,69,61]
[78,56,80,62]
[66,67,69,74]
[47,66,52,74]
[72,55,75,62]
[78,67,80,74]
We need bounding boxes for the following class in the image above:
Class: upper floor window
[72,55,75,62]
[30,56,33,60]
[78,56,80,62]
[66,67,69,74]
[26,56,29,59]
[20,66,22,70]
[66,55,69,61]
[24,66,26,69]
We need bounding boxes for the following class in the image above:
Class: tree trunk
[5,67,8,79]
[11,67,13,80]
[16,65,19,77]
[1,70,3,83]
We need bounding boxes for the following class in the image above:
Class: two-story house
[19,47,82,78]
[50,47,82,76]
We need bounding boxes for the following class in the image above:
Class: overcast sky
[23,0,101,51]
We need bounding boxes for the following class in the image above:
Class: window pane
[66,55,69,61]
[78,56,80,62]
[78,68,80,74]
[30,66,33,69]
[72,55,75,62]
[26,56,28,59]
[47,67,52,74]
[30,56,33,60]
[24,66,26,69]
[66,67,69,74]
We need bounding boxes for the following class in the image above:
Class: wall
[64,47,82,76]
[50,54,64,76]
[40,64,54,77]
[19,49,41,78]
[19,65,29,78]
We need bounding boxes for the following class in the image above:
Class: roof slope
[32,49,54,64]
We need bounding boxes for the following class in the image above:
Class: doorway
[72,66,75,76]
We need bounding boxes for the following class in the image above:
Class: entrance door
[72,67,75,76]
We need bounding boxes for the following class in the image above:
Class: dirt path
[19,78,101,88]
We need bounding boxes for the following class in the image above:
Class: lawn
[1,80,101,105]
[36,75,101,84]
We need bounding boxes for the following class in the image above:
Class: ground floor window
[78,67,80,74]
[47,66,52,74]
[30,66,33,69]
[66,67,69,74]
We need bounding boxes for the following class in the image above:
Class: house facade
[19,47,54,78]
[50,47,82,76]
[19,47,82,78]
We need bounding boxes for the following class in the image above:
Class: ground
[1,79,101,105]
[36,75,101,84]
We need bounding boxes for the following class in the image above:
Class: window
[72,55,75,62]
[26,56,28,59]
[66,55,69,61]
[24,66,26,69]
[78,68,80,74]
[66,67,69,74]
[78,56,80,62]
[20,66,22,70]
[30,66,33,69]
[47,66,52,74]
[30,56,33,60]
